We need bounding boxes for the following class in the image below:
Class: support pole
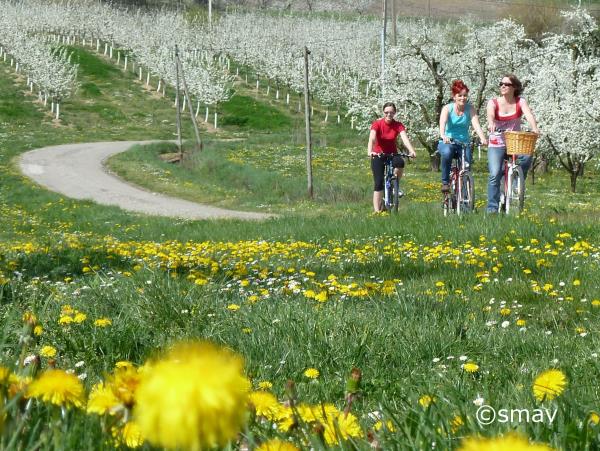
[381,0,388,98]
[176,50,203,152]
[303,46,313,199]
[175,45,183,162]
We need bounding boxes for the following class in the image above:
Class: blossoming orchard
[1,0,600,449]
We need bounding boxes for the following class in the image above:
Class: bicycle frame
[500,153,525,214]
[443,139,474,216]
[376,153,409,213]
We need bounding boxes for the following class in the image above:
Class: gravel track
[19,141,273,221]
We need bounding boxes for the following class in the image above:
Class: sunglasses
[498,82,513,87]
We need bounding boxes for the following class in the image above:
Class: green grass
[1,44,600,450]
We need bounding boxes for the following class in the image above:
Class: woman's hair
[451,80,469,96]
[382,102,396,112]
[502,73,523,97]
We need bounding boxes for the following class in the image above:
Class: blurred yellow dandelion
[134,341,250,450]
[459,432,553,450]
[256,439,300,451]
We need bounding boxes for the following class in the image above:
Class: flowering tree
[528,8,600,192]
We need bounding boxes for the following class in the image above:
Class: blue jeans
[487,147,533,212]
[438,140,472,185]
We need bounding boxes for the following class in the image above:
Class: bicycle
[495,130,537,214]
[375,153,410,213]
[441,139,474,217]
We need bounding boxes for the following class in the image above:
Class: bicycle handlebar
[371,152,413,159]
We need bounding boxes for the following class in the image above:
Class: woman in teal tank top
[438,80,488,192]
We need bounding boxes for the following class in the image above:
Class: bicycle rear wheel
[507,166,525,214]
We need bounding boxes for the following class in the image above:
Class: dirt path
[19,141,273,221]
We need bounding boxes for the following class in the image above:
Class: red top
[370,118,406,154]
[493,97,522,121]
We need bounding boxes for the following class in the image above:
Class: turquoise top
[445,102,471,143]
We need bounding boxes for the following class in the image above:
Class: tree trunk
[430,152,440,172]
[570,170,578,192]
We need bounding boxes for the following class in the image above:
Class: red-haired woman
[485,74,539,213]
[438,80,488,192]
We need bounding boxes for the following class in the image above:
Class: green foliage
[220,94,292,130]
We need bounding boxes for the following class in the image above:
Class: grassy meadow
[1,43,600,450]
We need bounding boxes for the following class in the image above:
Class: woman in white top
[486,74,540,213]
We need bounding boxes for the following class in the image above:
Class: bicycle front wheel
[458,172,475,214]
[508,166,525,214]
[391,177,400,213]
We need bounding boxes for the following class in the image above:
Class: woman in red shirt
[367,102,417,213]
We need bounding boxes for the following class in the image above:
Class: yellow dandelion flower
[500,308,511,316]
[322,410,363,445]
[304,368,320,379]
[33,325,43,336]
[516,319,526,326]
[0,366,10,384]
[58,315,74,325]
[314,291,328,302]
[87,382,119,415]
[573,279,581,286]
[533,369,567,402]
[27,369,85,409]
[419,394,435,408]
[588,412,600,426]
[249,391,281,421]
[73,312,87,323]
[94,318,112,327]
[450,415,464,433]
[22,311,37,324]
[462,362,480,373]
[112,421,144,448]
[110,366,142,407]
[39,346,57,358]
[256,439,300,451]
[227,304,240,311]
[134,341,250,450]
[115,361,134,369]
[374,420,396,432]
[591,300,600,307]
[257,381,273,390]
[459,432,553,451]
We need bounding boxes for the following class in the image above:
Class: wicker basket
[504,131,538,155]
